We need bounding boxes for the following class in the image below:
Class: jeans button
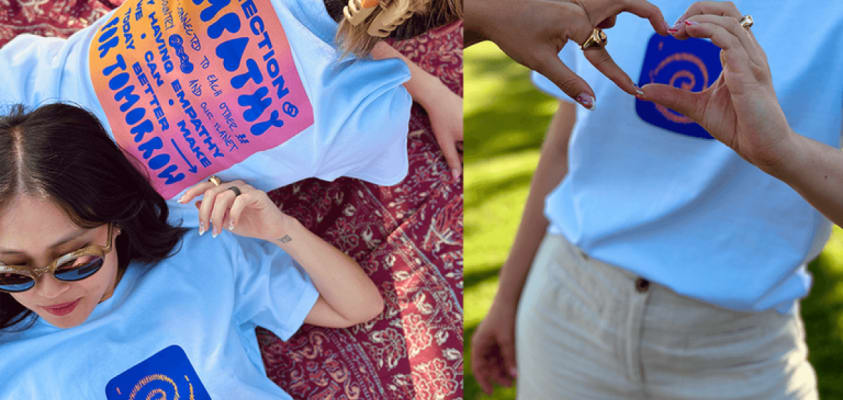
[635,277,650,293]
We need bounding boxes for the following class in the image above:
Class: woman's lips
[42,298,81,316]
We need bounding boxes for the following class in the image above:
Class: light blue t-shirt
[532,1,843,313]
[0,231,319,399]
[0,0,412,227]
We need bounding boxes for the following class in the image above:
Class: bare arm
[763,131,843,227]
[271,217,385,328]
[180,179,384,328]
[371,42,464,180]
[495,101,575,306]
[470,101,576,394]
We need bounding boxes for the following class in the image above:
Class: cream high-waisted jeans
[515,234,818,400]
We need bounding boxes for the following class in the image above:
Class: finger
[640,82,706,123]
[684,15,763,65]
[210,189,237,236]
[672,0,742,37]
[178,180,217,204]
[198,185,229,234]
[618,0,670,35]
[683,20,755,79]
[583,48,642,97]
[436,135,462,183]
[536,52,597,109]
[470,337,495,394]
[677,0,742,22]
[597,16,616,29]
[228,191,258,229]
[499,337,518,380]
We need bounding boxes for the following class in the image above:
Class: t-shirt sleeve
[229,234,319,340]
[530,42,579,102]
[313,57,412,186]
[0,34,65,109]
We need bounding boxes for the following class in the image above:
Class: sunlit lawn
[464,42,843,399]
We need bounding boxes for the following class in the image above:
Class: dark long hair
[0,103,187,330]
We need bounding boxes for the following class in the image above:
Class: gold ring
[208,175,222,186]
[581,28,607,50]
[739,15,753,29]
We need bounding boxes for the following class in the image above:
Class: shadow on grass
[465,169,535,210]
[464,266,502,290]
[803,253,843,399]
[464,67,555,163]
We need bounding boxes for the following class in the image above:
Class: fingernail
[667,27,678,34]
[634,85,645,97]
[198,224,206,236]
[575,93,595,110]
[509,367,518,377]
[177,195,186,204]
[451,168,460,182]
[684,20,697,26]
[228,221,235,230]
[212,231,219,238]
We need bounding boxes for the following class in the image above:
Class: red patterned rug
[0,2,463,399]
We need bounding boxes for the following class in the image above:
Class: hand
[178,179,290,241]
[470,300,518,395]
[417,77,463,182]
[465,0,669,108]
[642,2,793,169]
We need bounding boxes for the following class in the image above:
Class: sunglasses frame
[0,224,114,293]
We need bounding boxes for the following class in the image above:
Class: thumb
[500,336,518,379]
[640,83,705,123]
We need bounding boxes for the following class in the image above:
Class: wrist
[270,213,300,245]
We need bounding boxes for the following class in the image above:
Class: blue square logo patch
[635,34,722,139]
[106,345,212,399]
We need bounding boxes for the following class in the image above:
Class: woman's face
[0,194,119,328]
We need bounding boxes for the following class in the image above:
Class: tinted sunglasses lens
[54,255,104,282]
[0,272,35,292]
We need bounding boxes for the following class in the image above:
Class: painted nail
[509,367,518,377]
[198,223,206,236]
[684,20,697,26]
[575,93,595,110]
[212,231,219,238]
[177,194,187,204]
[228,221,235,231]
[451,168,460,182]
[667,27,679,34]
[635,88,645,97]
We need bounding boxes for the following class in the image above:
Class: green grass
[464,42,843,400]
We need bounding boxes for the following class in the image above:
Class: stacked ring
[208,175,222,186]
[227,186,242,196]
[581,28,607,50]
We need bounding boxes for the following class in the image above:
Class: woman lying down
[0,0,463,227]
[0,103,384,398]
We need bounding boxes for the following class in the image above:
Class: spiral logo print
[106,346,211,400]
[126,374,190,400]
[635,34,722,139]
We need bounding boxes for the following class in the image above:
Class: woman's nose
[32,272,70,299]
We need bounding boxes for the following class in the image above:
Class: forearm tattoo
[277,235,292,244]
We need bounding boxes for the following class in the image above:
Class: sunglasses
[0,224,114,293]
